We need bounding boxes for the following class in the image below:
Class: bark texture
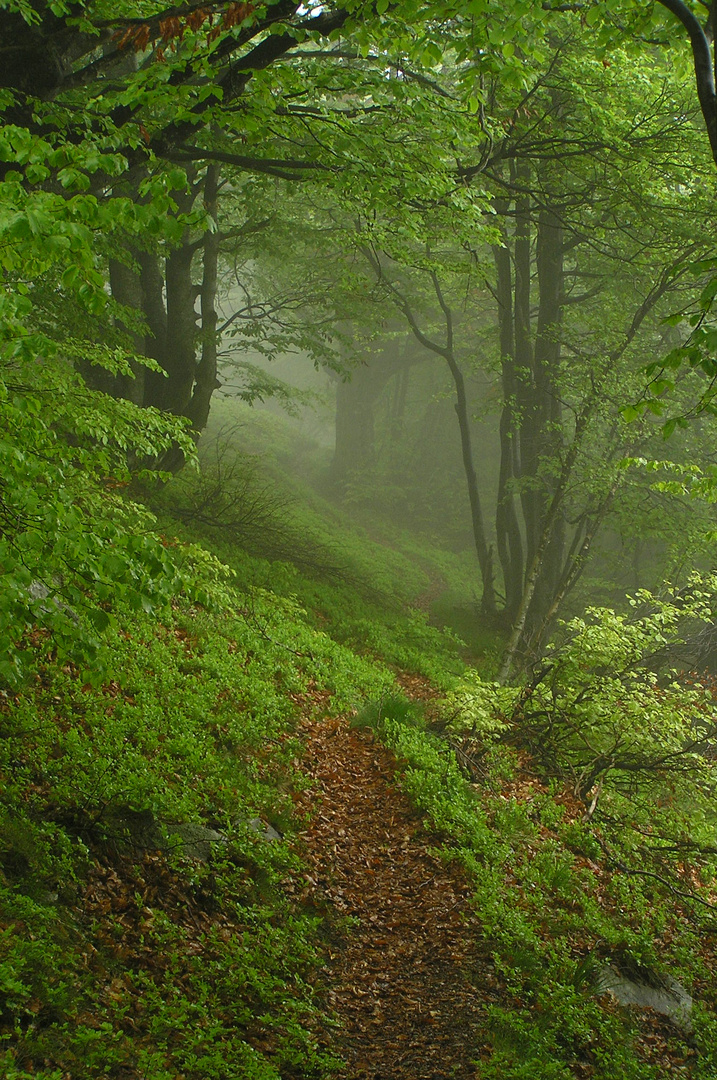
[103,169,222,465]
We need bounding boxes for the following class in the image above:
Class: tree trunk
[444,350,496,615]
[524,206,565,635]
[184,164,221,433]
[526,474,623,657]
[161,236,198,414]
[513,164,539,571]
[389,364,410,443]
[138,249,169,410]
[498,405,591,683]
[491,188,567,631]
[493,234,524,618]
[100,170,224,447]
[331,335,423,483]
[361,249,496,615]
[332,365,380,479]
[108,255,146,405]
[498,266,674,681]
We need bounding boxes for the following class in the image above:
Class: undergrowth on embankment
[5,393,717,1079]
[0,580,397,1080]
[148,408,476,687]
[359,597,717,1078]
[1,375,471,1079]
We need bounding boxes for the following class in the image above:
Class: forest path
[293,711,494,1080]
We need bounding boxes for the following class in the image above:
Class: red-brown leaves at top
[159,15,182,42]
[115,3,255,54]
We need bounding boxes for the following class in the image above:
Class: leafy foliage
[504,580,717,804]
[4,1,717,1077]
[375,675,717,1077]
[0,352,204,685]
[0,551,396,1078]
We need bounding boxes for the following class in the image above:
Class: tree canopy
[4,0,717,673]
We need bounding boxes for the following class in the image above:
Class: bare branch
[654,0,717,164]
[164,145,331,180]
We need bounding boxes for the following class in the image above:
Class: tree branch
[164,144,332,180]
[654,0,717,164]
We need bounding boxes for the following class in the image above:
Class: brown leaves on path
[293,716,494,1080]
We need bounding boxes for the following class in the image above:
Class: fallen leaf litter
[293,713,495,1079]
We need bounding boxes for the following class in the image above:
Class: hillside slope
[4,401,717,1079]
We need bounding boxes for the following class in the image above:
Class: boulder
[248,817,282,842]
[103,810,282,862]
[165,822,227,862]
[597,964,692,1031]
[28,579,78,622]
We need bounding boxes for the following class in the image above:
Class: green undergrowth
[0,582,396,1080]
[148,407,477,687]
[18,385,717,1079]
[2,365,480,1079]
[356,607,717,1079]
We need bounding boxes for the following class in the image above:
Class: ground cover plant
[362,594,717,1078]
[6,371,717,1076]
[149,405,474,685]
[0,574,398,1079]
[6,0,717,1075]
[0,348,404,1079]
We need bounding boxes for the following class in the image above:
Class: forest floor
[292,691,500,1080]
[289,675,702,1080]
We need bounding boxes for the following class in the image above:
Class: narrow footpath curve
[293,714,496,1080]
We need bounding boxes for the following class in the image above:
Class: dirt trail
[294,715,494,1080]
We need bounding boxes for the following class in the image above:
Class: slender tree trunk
[161,236,197,414]
[390,364,410,443]
[138,249,168,410]
[332,366,380,479]
[527,474,623,656]
[493,234,524,618]
[444,350,496,614]
[361,248,496,614]
[524,206,565,633]
[498,405,591,683]
[331,334,424,483]
[513,167,539,574]
[85,253,145,402]
[184,164,221,432]
[499,267,675,681]
[108,255,146,405]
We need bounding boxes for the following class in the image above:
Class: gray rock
[28,581,51,602]
[105,807,161,850]
[597,965,693,1031]
[165,817,283,861]
[101,809,231,862]
[28,579,79,623]
[165,822,227,862]
[106,811,283,862]
[248,817,282,842]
